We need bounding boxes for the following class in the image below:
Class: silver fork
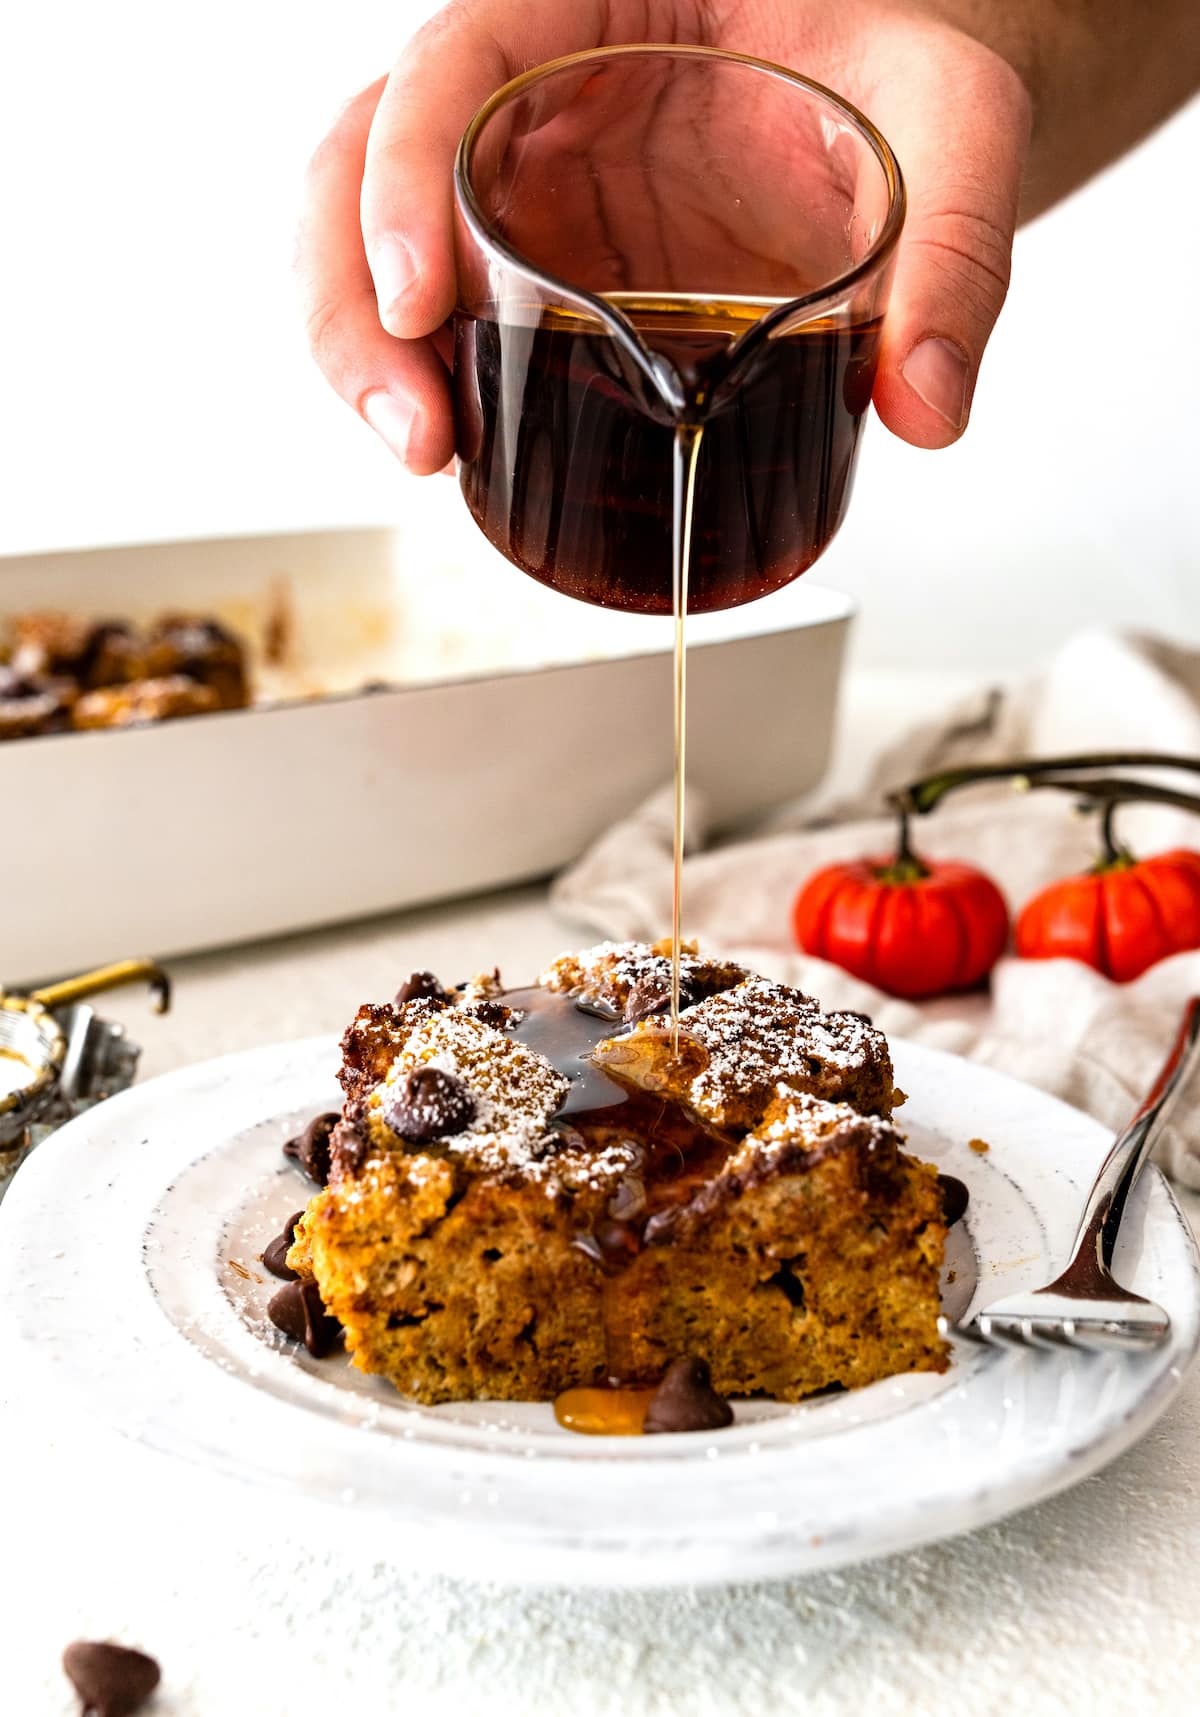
[947,996,1200,1353]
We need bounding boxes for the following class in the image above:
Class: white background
[3,16,1200,1712]
[1,0,1197,671]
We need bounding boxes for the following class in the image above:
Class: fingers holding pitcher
[360,2,610,344]
[296,76,454,475]
[299,3,611,475]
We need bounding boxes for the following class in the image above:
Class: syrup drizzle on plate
[553,1384,655,1436]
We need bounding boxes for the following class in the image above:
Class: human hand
[297,0,1033,473]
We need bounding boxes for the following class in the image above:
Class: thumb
[870,31,1032,448]
[361,1,603,342]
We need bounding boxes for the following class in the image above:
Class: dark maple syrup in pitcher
[455,293,882,1050]
[453,294,881,614]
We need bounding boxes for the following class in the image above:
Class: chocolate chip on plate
[263,1210,306,1280]
[267,1278,341,1358]
[329,1119,368,1178]
[63,1640,160,1717]
[282,1111,338,1186]
[643,1356,734,1435]
[382,1066,476,1143]
[394,969,447,1006]
[624,972,697,1025]
[467,998,511,1030]
[938,1173,970,1228]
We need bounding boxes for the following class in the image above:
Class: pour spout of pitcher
[643,350,688,417]
[587,289,795,424]
[572,287,692,421]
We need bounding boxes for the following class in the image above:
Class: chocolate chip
[939,1173,970,1228]
[643,1356,734,1435]
[394,970,447,1006]
[624,972,697,1025]
[267,1278,340,1358]
[329,1119,368,1179]
[283,1111,337,1186]
[467,999,511,1029]
[591,1218,643,1272]
[263,1210,305,1280]
[267,1280,310,1342]
[382,1066,475,1143]
[63,1641,160,1717]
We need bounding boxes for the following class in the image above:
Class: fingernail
[369,236,417,328]
[363,390,417,465]
[901,337,970,431]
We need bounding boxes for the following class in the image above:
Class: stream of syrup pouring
[670,421,705,1057]
[543,423,706,1433]
[501,402,709,1433]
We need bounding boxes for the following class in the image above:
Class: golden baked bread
[289,942,947,1406]
[71,674,221,729]
[0,608,249,739]
[140,615,248,709]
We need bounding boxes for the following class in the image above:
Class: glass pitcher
[452,44,904,615]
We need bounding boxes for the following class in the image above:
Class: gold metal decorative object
[0,958,169,1193]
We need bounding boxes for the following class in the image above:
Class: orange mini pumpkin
[793,855,1010,999]
[1016,848,1200,982]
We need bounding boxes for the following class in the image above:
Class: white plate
[1,1035,1197,1588]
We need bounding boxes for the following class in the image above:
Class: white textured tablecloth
[554,632,1200,1188]
[3,674,1199,1715]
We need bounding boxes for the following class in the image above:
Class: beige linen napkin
[552,630,1200,1188]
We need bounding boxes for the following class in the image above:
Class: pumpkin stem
[883,803,929,882]
[1022,774,1200,835]
[1096,799,1137,871]
[891,757,1200,871]
[901,751,1200,819]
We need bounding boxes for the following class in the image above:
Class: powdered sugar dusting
[751,1090,898,1164]
[680,977,890,1127]
[540,940,745,1009]
[539,940,642,994]
[365,1009,567,1176]
[346,947,889,1188]
[551,1136,641,1198]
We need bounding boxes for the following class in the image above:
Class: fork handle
[1062,997,1200,1288]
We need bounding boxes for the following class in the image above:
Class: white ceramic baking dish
[0,523,852,984]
